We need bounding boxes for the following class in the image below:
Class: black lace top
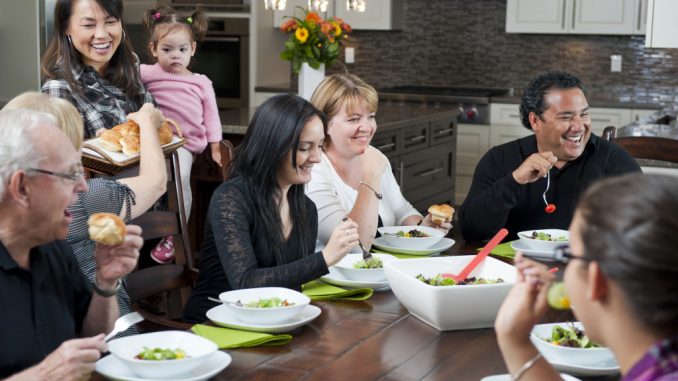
[183,176,328,323]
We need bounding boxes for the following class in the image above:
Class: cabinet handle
[407,135,426,143]
[417,167,443,177]
[572,0,576,30]
[376,142,396,151]
[637,0,642,31]
[562,0,566,30]
[508,114,520,118]
[435,128,454,136]
[590,118,612,123]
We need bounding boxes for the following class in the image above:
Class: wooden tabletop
[93,239,620,381]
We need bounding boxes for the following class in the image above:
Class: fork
[358,240,373,261]
[542,169,556,213]
[104,311,144,341]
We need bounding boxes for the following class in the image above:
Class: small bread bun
[88,212,126,245]
[99,130,122,152]
[112,121,140,137]
[158,120,173,145]
[120,135,140,156]
[428,204,454,225]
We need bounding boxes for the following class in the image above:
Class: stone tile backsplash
[324,0,678,109]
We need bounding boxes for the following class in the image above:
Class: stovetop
[379,85,510,98]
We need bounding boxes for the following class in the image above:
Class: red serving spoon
[441,228,509,282]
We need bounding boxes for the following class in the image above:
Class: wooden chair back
[219,139,234,181]
[602,126,678,164]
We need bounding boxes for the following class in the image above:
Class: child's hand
[210,142,222,167]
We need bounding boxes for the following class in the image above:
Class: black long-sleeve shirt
[183,176,328,323]
[458,134,641,242]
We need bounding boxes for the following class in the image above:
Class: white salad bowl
[332,253,397,282]
[218,287,310,325]
[384,256,516,331]
[517,229,569,253]
[530,322,617,367]
[107,330,218,379]
[377,225,445,250]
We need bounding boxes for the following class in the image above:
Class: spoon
[441,228,509,282]
[543,170,556,213]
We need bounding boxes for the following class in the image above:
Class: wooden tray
[82,136,185,176]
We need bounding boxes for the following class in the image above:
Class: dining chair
[602,126,678,164]
[126,149,196,331]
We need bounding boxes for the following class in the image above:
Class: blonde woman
[307,74,452,250]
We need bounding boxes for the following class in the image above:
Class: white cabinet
[334,0,404,30]
[588,107,632,136]
[645,0,678,48]
[455,124,490,205]
[506,0,645,35]
[489,103,532,147]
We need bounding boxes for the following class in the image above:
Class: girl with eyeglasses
[495,173,678,381]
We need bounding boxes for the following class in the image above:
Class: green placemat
[476,240,516,258]
[302,280,373,301]
[191,324,292,349]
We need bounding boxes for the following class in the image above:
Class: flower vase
[298,62,325,100]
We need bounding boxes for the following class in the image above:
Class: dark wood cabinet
[375,116,457,213]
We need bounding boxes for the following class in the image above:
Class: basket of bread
[82,118,184,175]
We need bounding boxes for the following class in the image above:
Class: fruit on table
[547,281,570,310]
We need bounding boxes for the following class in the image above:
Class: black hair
[577,173,678,337]
[41,0,146,104]
[142,5,209,68]
[231,94,327,264]
[519,71,586,130]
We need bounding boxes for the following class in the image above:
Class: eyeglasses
[27,167,85,183]
[552,244,592,265]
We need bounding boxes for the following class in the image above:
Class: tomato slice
[545,203,556,213]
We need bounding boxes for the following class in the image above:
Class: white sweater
[306,152,421,249]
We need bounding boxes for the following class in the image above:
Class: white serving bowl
[332,253,397,282]
[377,225,445,250]
[384,256,516,331]
[107,331,218,379]
[517,229,569,253]
[530,322,617,367]
[218,287,310,325]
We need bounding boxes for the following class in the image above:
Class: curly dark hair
[519,71,586,130]
[577,173,678,337]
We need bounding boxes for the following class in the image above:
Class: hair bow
[153,12,161,20]
[186,16,193,24]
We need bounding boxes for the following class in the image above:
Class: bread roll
[88,212,126,245]
[112,121,140,137]
[428,204,454,225]
[120,135,140,156]
[158,120,173,145]
[99,130,122,152]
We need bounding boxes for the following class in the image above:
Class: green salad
[135,347,186,360]
[241,297,296,308]
[527,231,568,241]
[353,257,383,269]
[395,229,430,238]
[415,273,504,286]
[542,324,601,348]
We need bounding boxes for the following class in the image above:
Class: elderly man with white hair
[0,109,142,380]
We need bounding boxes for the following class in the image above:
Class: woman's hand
[361,146,389,181]
[322,218,359,267]
[495,253,554,347]
[419,214,452,235]
[127,103,163,130]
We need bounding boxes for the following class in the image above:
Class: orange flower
[306,12,321,25]
[280,18,297,32]
[295,27,309,43]
[320,21,332,35]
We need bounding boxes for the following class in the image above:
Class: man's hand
[512,151,558,185]
[11,335,107,381]
[94,225,142,288]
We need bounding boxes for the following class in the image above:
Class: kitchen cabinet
[455,124,490,205]
[588,107,632,136]
[506,0,645,35]
[645,0,678,47]
[373,116,456,213]
[273,0,404,30]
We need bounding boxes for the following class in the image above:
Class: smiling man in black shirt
[458,71,640,243]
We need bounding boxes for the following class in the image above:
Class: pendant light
[346,0,366,12]
[308,0,329,12]
[263,0,287,10]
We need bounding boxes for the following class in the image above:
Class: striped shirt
[623,336,678,381]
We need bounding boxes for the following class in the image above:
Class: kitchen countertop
[490,95,662,110]
[221,101,460,135]
[616,111,678,168]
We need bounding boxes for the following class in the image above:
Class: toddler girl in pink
[141,6,222,263]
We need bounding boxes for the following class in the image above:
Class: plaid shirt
[41,62,154,139]
[623,336,678,381]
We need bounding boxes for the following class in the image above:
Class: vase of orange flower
[279,7,352,99]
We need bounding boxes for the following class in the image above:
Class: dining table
[92,235,620,381]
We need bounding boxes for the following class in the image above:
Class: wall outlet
[345,47,355,64]
[610,55,622,72]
